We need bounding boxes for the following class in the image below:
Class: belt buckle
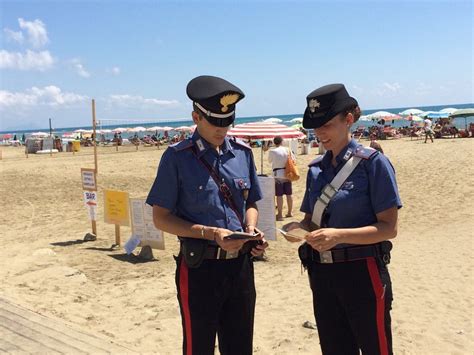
[225,250,239,259]
[320,251,333,264]
[216,248,238,260]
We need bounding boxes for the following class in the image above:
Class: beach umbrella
[175,126,194,132]
[1,134,13,140]
[228,122,306,173]
[147,126,163,132]
[162,126,173,131]
[408,115,423,122]
[130,126,147,132]
[439,107,458,114]
[74,129,88,133]
[112,127,128,133]
[359,115,373,121]
[399,108,424,116]
[425,112,449,119]
[288,117,303,123]
[31,132,49,137]
[449,108,474,129]
[367,111,402,120]
[262,117,283,123]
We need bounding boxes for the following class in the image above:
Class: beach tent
[449,108,474,129]
[228,122,305,173]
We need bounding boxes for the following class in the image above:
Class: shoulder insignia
[171,139,193,152]
[308,155,324,167]
[230,137,251,149]
[353,145,378,159]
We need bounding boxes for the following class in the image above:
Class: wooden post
[115,224,121,245]
[92,220,97,236]
[92,99,98,174]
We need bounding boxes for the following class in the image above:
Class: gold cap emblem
[220,93,239,113]
[309,99,320,113]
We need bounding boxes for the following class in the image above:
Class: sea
[1,103,473,138]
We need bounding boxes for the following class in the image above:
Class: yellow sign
[104,189,130,226]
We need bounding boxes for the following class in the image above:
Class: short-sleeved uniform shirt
[301,139,402,247]
[146,131,263,238]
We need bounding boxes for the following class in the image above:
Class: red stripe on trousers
[366,257,389,355]
[179,259,192,355]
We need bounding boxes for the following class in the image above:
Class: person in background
[285,83,401,355]
[424,117,434,143]
[267,135,294,221]
[146,75,267,355]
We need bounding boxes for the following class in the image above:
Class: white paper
[256,176,277,241]
[129,198,165,250]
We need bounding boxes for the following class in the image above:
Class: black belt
[273,167,285,171]
[203,245,242,260]
[310,244,384,264]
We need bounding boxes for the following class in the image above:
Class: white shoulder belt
[311,156,362,227]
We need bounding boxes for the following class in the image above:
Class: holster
[298,242,311,269]
[379,240,393,265]
[180,238,208,269]
[240,239,263,255]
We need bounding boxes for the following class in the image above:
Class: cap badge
[309,99,320,113]
[220,94,239,113]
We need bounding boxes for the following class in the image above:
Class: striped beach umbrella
[227,122,305,140]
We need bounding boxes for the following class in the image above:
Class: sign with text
[130,198,165,250]
[104,189,130,226]
[83,190,98,221]
[256,176,277,241]
[81,168,97,191]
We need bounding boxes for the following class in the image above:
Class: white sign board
[256,176,277,241]
[130,198,165,250]
[83,190,98,221]
[81,168,97,191]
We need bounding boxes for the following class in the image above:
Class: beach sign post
[104,189,130,246]
[81,168,98,241]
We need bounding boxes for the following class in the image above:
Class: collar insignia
[196,138,205,152]
[309,99,320,113]
[220,94,239,113]
[343,149,352,161]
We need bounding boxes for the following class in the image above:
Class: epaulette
[170,139,194,151]
[308,155,324,167]
[230,137,251,149]
[353,145,377,160]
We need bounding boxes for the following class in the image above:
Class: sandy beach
[0,137,473,354]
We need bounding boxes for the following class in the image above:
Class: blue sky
[1,0,472,130]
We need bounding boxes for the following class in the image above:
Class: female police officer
[286,84,401,355]
[146,75,267,355]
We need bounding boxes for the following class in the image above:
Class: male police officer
[146,75,267,355]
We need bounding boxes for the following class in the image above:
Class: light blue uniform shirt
[301,139,402,231]
[146,131,263,235]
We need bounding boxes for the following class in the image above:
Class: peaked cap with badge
[303,83,358,129]
[187,75,245,127]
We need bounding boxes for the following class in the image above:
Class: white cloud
[108,66,120,75]
[71,59,90,78]
[0,86,88,109]
[108,94,179,107]
[382,82,402,92]
[0,49,54,71]
[4,28,24,44]
[18,18,49,48]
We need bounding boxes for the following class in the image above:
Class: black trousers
[308,257,393,355]
[175,254,256,355]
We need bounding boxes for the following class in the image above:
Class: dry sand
[0,137,473,354]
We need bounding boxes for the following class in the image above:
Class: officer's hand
[250,239,268,257]
[305,228,341,252]
[214,228,248,252]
